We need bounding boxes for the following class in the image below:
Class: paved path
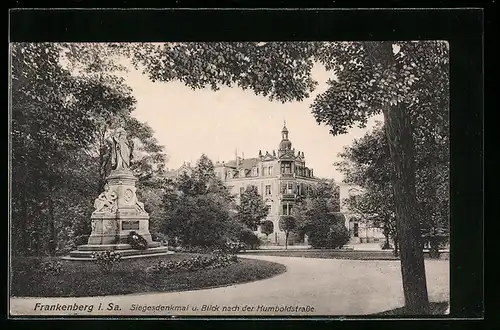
[10,255,449,316]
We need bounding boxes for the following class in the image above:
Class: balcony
[279,173,294,178]
[280,193,296,200]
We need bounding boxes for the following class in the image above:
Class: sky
[119,59,383,182]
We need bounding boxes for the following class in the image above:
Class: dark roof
[225,157,260,170]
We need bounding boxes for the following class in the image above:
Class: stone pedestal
[87,170,153,245]
[65,169,170,260]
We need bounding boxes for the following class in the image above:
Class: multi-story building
[165,123,383,246]
[213,123,320,245]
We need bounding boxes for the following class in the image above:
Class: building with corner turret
[212,123,321,245]
[165,123,384,247]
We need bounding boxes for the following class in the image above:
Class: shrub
[127,231,148,250]
[309,223,350,249]
[224,240,246,254]
[328,223,350,249]
[238,228,261,250]
[151,232,167,243]
[39,260,63,276]
[91,250,122,272]
[260,220,274,237]
[74,235,89,247]
[145,253,239,276]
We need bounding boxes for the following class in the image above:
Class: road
[10,255,449,316]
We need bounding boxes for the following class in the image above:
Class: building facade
[213,124,320,245]
[165,124,383,246]
[338,183,385,244]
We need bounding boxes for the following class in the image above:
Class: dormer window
[252,167,258,177]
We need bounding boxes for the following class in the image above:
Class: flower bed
[146,253,238,276]
[10,254,286,297]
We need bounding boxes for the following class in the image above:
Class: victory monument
[64,128,169,260]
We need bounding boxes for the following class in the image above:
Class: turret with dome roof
[278,121,293,156]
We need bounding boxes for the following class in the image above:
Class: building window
[265,185,272,195]
[268,166,273,176]
[282,182,293,194]
[266,205,271,214]
[282,204,293,216]
[353,223,359,237]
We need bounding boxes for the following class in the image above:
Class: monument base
[64,166,168,261]
[62,242,172,261]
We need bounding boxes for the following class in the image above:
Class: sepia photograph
[8,39,454,317]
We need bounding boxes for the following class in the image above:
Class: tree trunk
[383,101,429,314]
[364,42,429,313]
[285,232,289,250]
[394,237,399,258]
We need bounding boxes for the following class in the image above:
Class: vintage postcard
[8,9,470,318]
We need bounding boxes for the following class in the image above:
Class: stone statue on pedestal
[110,128,132,170]
[65,125,169,260]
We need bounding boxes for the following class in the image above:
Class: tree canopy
[10,43,168,256]
[235,185,269,231]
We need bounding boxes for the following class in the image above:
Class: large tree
[129,41,448,312]
[160,154,238,248]
[338,119,449,259]
[10,43,168,256]
[11,43,110,255]
[236,185,269,231]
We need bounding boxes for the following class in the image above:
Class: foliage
[260,220,274,237]
[237,227,261,250]
[294,179,340,233]
[91,250,122,273]
[328,223,351,249]
[145,253,239,276]
[279,216,297,249]
[151,232,167,243]
[224,241,247,255]
[130,42,319,103]
[127,231,148,250]
[10,43,168,257]
[337,121,449,256]
[160,154,239,248]
[39,260,64,276]
[11,254,286,297]
[235,185,269,231]
[308,212,349,249]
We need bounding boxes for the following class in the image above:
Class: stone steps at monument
[68,246,170,259]
[77,242,161,251]
[61,250,173,261]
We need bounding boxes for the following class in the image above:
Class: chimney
[242,152,245,160]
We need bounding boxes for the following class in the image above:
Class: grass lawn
[10,253,286,297]
[373,302,449,315]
